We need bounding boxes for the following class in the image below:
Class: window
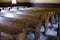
[11,0,17,4]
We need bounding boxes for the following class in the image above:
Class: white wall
[0,0,60,3]
[17,0,60,3]
[30,0,60,3]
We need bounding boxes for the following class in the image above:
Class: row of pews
[0,7,60,40]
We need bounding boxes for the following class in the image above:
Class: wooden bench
[0,17,26,34]
[0,8,60,40]
[0,13,41,40]
[1,32,14,40]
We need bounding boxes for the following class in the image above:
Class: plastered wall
[30,0,60,3]
[0,0,11,3]
[17,0,60,3]
[17,0,30,2]
[0,0,60,3]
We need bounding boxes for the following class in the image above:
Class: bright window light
[12,0,16,4]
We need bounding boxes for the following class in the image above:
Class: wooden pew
[0,17,26,34]
[0,7,59,40]
[0,13,41,40]
[1,32,14,40]
[0,17,28,40]
[0,11,53,40]
[13,8,60,40]
[10,8,58,33]
[0,8,56,40]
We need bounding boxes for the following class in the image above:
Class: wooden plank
[0,17,25,34]
[1,32,14,40]
[17,31,27,40]
[0,8,59,40]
